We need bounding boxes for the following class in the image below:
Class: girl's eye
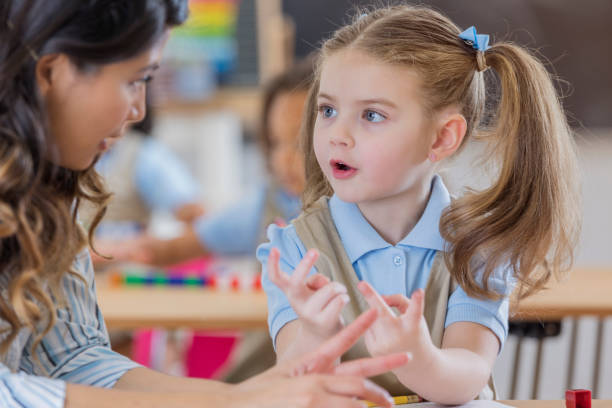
[318,105,337,119]
[364,110,385,123]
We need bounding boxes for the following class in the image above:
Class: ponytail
[440,42,581,300]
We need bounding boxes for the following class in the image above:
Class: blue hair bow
[459,26,490,51]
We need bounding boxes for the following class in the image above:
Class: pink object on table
[167,256,214,277]
[132,329,154,366]
[185,332,238,378]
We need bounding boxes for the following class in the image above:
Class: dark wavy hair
[0,0,188,358]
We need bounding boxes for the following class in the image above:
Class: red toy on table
[566,389,591,408]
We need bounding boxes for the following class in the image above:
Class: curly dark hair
[0,0,188,360]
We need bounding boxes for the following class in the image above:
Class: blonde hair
[301,5,581,300]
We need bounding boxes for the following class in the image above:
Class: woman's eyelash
[132,75,153,85]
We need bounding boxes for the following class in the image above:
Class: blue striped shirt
[0,249,141,407]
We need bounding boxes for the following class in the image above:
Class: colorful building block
[566,389,591,408]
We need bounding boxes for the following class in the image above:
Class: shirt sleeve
[19,250,142,388]
[194,188,266,256]
[133,139,201,212]
[445,265,517,349]
[0,364,65,408]
[256,224,312,348]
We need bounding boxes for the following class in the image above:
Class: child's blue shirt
[257,175,515,348]
[195,186,301,255]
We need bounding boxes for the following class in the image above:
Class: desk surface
[96,267,612,330]
[512,267,612,320]
[499,401,610,408]
[97,278,268,330]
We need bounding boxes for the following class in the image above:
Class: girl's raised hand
[357,281,434,361]
[267,247,349,340]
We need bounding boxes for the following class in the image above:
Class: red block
[565,389,591,408]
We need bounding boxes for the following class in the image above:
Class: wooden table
[499,401,610,408]
[97,268,612,330]
[512,268,612,320]
[96,268,611,399]
[96,277,268,330]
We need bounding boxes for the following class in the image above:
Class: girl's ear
[35,54,74,98]
[429,112,467,162]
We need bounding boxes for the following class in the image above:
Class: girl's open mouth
[330,159,357,179]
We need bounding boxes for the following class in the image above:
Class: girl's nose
[329,125,354,148]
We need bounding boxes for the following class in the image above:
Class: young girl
[0,1,410,407]
[258,5,581,405]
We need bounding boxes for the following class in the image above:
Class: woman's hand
[236,308,412,408]
[267,247,348,342]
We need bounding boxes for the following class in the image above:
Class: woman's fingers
[266,248,290,289]
[357,281,395,317]
[334,351,412,378]
[323,376,393,408]
[300,309,378,371]
[381,294,410,314]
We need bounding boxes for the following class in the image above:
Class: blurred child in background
[88,90,204,269]
[120,58,314,382]
[128,58,314,266]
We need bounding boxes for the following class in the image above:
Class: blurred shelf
[156,86,262,129]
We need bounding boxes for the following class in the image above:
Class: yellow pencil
[365,395,422,406]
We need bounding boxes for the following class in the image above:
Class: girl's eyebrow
[317,92,336,101]
[358,98,398,109]
[318,93,398,109]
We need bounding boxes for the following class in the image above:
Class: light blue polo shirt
[257,175,515,349]
[195,186,301,255]
[97,137,200,213]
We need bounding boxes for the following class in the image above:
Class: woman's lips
[98,139,109,151]
[330,159,357,179]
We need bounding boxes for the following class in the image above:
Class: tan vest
[292,197,495,399]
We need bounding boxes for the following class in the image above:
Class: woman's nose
[127,91,146,124]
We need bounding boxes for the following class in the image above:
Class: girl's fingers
[306,273,330,290]
[305,281,347,314]
[334,352,412,378]
[323,376,393,408]
[357,281,395,317]
[317,292,349,328]
[267,248,290,289]
[381,294,410,314]
[403,288,425,324]
[289,249,319,286]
